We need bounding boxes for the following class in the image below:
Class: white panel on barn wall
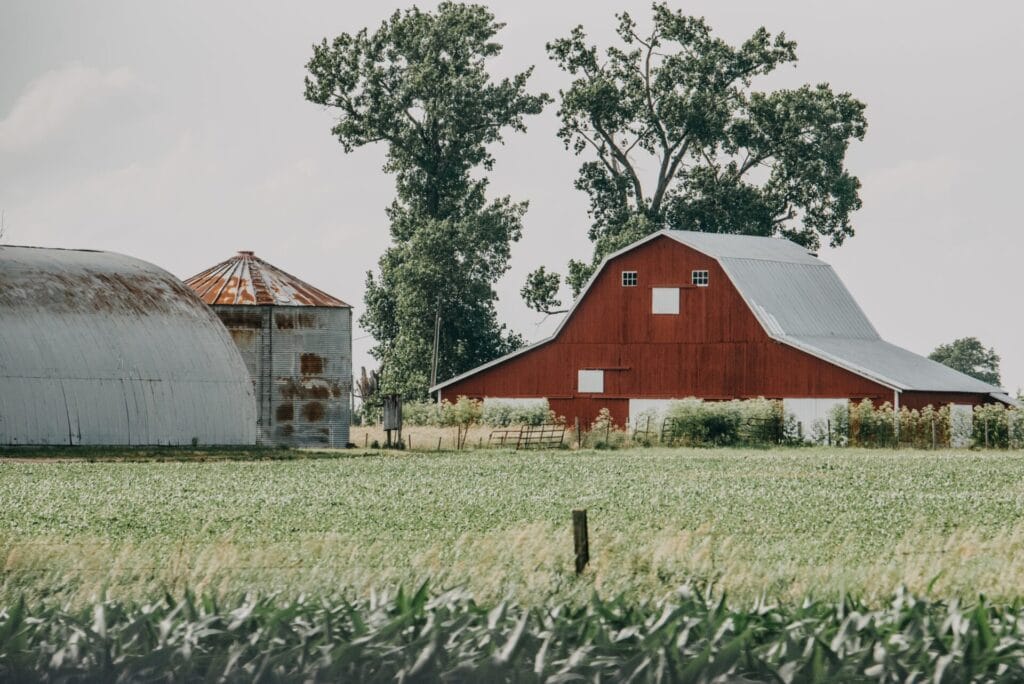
[950,404,974,448]
[578,369,604,393]
[783,398,848,442]
[628,399,677,425]
[651,288,680,314]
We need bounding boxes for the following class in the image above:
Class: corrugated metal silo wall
[271,307,351,447]
[210,306,273,444]
[211,305,352,447]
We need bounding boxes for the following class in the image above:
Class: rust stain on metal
[301,401,325,422]
[300,353,324,375]
[218,311,263,329]
[184,251,350,308]
[275,312,316,330]
[278,377,334,400]
[276,403,294,421]
[229,329,255,345]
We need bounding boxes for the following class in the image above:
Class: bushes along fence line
[363,395,1022,450]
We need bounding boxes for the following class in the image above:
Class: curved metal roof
[185,251,349,307]
[0,245,257,445]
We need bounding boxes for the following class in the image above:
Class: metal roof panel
[185,251,349,307]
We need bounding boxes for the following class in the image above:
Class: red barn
[431,230,1010,428]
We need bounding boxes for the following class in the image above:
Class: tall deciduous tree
[929,337,1001,386]
[306,3,549,396]
[522,3,867,312]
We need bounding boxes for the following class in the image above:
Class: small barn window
[692,270,709,287]
[621,271,638,287]
[578,369,604,393]
[651,287,679,314]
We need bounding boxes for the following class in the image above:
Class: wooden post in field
[437,437,442,451]
[572,509,589,574]
[931,418,937,450]
[827,419,832,447]
[408,435,412,451]
[575,417,580,449]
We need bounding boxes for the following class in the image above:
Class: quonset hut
[0,246,257,446]
[185,252,352,448]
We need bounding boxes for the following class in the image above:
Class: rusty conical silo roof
[185,251,349,307]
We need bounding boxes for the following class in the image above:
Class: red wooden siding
[439,236,989,426]
[901,391,992,411]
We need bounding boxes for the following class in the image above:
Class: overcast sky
[2,1,1021,392]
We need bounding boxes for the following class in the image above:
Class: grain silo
[0,245,257,446]
[185,252,352,448]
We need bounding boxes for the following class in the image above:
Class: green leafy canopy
[305,3,550,396]
[929,337,1002,386]
[523,3,867,313]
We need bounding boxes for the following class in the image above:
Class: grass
[3,446,1024,609]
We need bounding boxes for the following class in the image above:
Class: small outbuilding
[185,252,352,448]
[0,245,257,446]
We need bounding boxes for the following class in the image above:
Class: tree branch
[591,119,646,206]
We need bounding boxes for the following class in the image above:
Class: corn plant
[6,586,1024,682]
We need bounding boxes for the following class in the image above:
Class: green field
[2,447,1024,608]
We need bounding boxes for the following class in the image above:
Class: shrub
[404,398,553,428]
[848,399,897,447]
[402,400,443,426]
[974,403,1015,448]
[441,396,483,428]
[586,408,619,449]
[481,400,551,427]
[663,398,783,447]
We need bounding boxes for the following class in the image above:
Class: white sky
[2,1,1021,392]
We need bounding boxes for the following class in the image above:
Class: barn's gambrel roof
[431,230,1003,397]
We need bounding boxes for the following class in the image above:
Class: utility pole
[429,308,441,389]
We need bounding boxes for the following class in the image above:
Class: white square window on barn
[621,271,638,287]
[578,369,604,393]
[692,270,709,286]
[651,287,679,314]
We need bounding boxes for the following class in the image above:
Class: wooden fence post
[572,509,589,574]
[575,417,581,449]
[931,418,937,450]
